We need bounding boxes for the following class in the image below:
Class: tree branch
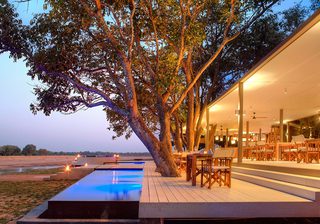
[37,65,129,117]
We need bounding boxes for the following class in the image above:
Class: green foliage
[22,144,37,155]
[0,145,21,156]
[310,0,320,11]
[196,3,313,105]
[281,4,309,35]
[0,0,29,61]
[37,148,49,155]
[0,0,312,143]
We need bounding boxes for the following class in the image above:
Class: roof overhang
[205,10,320,134]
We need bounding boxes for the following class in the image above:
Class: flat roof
[205,10,320,134]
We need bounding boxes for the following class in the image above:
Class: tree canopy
[1,0,316,176]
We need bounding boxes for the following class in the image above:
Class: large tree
[1,0,279,176]
[185,3,313,152]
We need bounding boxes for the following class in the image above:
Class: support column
[225,128,229,148]
[259,128,262,141]
[238,82,244,164]
[280,109,284,142]
[287,123,291,142]
[205,106,210,151]
[246,121,249,147]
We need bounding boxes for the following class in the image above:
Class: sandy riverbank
[0,156,75,170]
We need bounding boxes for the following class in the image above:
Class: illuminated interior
[203,13,320,139]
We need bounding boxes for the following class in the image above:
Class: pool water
[118,161,145,164]
[51,170,143,201]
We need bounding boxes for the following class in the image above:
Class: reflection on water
[0,165,62,175]
[51,170,144,201]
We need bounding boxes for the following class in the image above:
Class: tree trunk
[193,82,201,150]
[128,106,179,176]
[158,106,180,176]
[194,99,207,150]
[186,67,195,151]
[172,112,183,152]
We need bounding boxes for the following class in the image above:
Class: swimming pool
[44,168,144,219]
[118,161,145,165]
[51,170,143,201]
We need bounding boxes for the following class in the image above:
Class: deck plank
[145,163,159,202]
[139,161,319,218]
[139,168,150,203]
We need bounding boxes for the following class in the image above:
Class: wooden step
[232,172,320,201]
[233,166,320,188]
[233,163,320,177]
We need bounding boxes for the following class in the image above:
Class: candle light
[65,165,71,172]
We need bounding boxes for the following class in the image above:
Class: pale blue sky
[0,0,312,152]
[0,53,147,152]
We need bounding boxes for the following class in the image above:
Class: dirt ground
[0,156,75,169]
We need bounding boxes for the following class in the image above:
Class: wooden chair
[173,152,187,173]
[250,141,265,160]
[200,149,234,189]
[306,140,320,163]
[264,144,275,161]
[244,142,255,159]
[281,144,297,161]
[290,135,307,163]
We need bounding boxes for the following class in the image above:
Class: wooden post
[209,124,216,150]
[246,121,249,147]
[259,128,262,141]
[287,123,291,142]
[238,82,244,164]
[225,128,229,148]
[205,106,210,151]
[280,109,284,142]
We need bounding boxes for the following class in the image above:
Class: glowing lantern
[84,163,88,167]
[65,165,71,172]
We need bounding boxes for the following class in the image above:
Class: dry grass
[0,180,75,224]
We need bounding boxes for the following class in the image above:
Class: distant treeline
[0,144,150,156]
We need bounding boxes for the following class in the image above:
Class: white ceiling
[205,13,320,134]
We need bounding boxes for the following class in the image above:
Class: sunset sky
[0,1,311,152]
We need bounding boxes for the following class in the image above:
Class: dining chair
[200,149,234,189]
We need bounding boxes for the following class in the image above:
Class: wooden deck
[241,159,320,170]
[139,162,320,219]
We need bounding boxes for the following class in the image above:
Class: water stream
[0,165,62,175]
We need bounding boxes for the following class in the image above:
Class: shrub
[22,144,37,155]
[0,145,21,156]
[38,148,49,155]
